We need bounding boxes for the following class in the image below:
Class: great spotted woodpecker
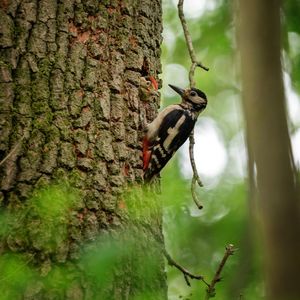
[143,84,207,182]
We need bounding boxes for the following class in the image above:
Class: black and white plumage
[143,84,207,182]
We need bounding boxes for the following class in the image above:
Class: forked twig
[178,0,209,86]
[177,0,208,209]
[205,244,236,299]
[149,228,209,287]
[163,248,209,287]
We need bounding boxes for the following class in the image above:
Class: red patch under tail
[143,137,151,171]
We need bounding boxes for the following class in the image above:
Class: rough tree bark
[0,0,166,299]
[238,1,300,299]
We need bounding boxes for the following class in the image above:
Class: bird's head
[140,76,159,100]
[169,84,207,112]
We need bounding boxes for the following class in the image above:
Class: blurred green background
[161,0,300,299]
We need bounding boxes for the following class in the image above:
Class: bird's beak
[168,84,184,96]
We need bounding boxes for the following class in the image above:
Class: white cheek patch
[191,96,203,104]
[163,115,186,150]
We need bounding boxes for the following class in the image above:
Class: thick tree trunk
[0,0,166,299]
[238,1,300,299]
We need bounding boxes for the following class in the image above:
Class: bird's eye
[190,91,197,97]
[146,81,151,86]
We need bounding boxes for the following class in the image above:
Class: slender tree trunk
[237,1,300,299]
[0,0,166,299]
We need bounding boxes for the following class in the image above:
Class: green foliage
[0,184,165,299]
[2,184,79,254]
[0,254,35,300]
[0,185,82,299]
[80,231,164,299]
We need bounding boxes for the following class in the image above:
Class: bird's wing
[144,107,195,181]
[143,104,180,171]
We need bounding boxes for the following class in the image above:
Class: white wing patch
[146,104,182,142]
[163,114,186,151]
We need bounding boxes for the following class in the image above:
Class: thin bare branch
[191,176,203,209]
[178,0,209,87]
[177,0,208,209]
[205,244,237,299]
[189,132,203,209]
[163,249,209,287]
[175,3,234,299]
[189,129,204,208]
[189,129,203,188]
